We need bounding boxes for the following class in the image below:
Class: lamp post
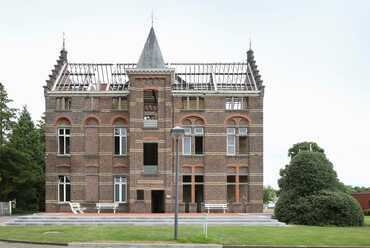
[170,126,185,240]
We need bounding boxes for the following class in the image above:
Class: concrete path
[6,213,285,226]
[0,241,221,248]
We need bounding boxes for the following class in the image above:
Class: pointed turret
[247,47,263,89]
[136,27,166,69]
[45,41,68,90]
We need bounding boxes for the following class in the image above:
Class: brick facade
[44,28,264,213]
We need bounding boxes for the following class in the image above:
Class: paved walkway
[0,242,221,248]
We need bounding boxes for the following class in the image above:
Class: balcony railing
[144,165,158,175]
[143,119,158,128]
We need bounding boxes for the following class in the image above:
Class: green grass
[0,217,369,245]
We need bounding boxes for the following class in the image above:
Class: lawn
[0,217,369,245]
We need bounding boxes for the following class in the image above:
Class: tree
[278,151,339,196]
[263,186,277,205]
[275,142,364,226]
[288,141,324,158]
[0,82,16,146]
[7,107,44,212]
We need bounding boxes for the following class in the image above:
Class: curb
[0,238,67,246]
[223,246,370,248]
[70,243,222,247]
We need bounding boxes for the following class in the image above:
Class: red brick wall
[352,193,370,210]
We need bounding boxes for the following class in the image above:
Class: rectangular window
[227,175,236,203]
[225,97,247,110]
[182,97,205,110]
[58,128,70,155]
[56,97,72,111]
[112,97,128,110]
[227,128,236,155]
[114,128,127,155]
[194,127,204,155]
[58,176,71,202]
[143,143,158,174]
[183,128,192,155]
[85,97,98,111]
[183,136,192,155]
[189,97,197,109]
[137,190,144,201]
[239,136,247,154]
[114,176,127,203]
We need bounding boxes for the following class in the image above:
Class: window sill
[226,154,248,157]
[55,110,72,112]
[183,154,204,157]
[180,109,205,112]
[57,154,71,158]
[225,109,248,112]
[113,155,128,158]
[111,109,128,112]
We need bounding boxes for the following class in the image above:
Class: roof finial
[249,36,252,51]
[151,10,154,27]
[62,32,66,51]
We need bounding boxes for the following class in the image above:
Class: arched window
[84,117,99,155]
[56,118,71,155]
[226,116,249,155]
[182,116,205,155]
[113,118,128,156]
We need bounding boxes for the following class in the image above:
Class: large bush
[276,190,364,226]
[275,142,364,226]
[278,151,339,196]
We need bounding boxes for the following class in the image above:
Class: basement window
[143,143,158,174]
[137,190,144,201]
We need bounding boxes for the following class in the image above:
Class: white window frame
[114,127,127,155]
[239,127,248,136]
[182,127,204,155]
[227,127,236,155]
[58,127,70,155]
[58,176,71,203]
[114,176,127,203]
[225,97,246,110]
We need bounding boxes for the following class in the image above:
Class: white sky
[0,0,369,188]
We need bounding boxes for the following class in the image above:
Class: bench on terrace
[68,202,86,214]
[96,202,119,214]
[204,203,228,214]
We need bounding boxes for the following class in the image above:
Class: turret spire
[136,27,166,69]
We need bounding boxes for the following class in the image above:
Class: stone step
[7,221,284,226]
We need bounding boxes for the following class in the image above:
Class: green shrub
[278,152,339,196]
[364,209,370,216]
[275,190,364,226]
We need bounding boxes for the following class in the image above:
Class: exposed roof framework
[52,62,261,93]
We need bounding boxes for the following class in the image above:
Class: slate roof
[137,27,166,69]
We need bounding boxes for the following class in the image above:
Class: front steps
[6,213,285,226]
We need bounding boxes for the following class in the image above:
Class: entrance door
[151,190,165,213]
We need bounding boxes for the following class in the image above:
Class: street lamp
[170,126,185,240]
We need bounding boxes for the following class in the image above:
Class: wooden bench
[96,202,119,214]
[204,203,228,214]
[68,202,86,214]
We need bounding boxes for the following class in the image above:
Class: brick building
[44,27,265,213]
[352,192,370,210]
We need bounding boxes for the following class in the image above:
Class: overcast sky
[1,0,369,188]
